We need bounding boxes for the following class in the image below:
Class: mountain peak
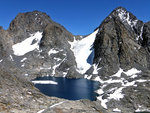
[94,7,145,76]
[114,6,127,12]
[110,7,138,27]
[112,6,130,16]
[8,10,52,34]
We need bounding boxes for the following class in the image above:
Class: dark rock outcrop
[93,7,149,76]
[8,11,52,43]
[143,22,150,49]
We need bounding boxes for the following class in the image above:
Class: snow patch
[95,76,104,83]
[54,57,61,61]
[136,25,144,41]
[12,32,42,56]
[49,101,65,108]
[135,108,150,112]
[10,55,14,61]
[112,68,141,77]
[113,108,121,112]
[130,74,138,78]
[117,9,138,28]
[140,25,144,40]
[0,59,3,62]
[97,96,108,109]
[25,74,28,76]
[52,57,66,76]
[123,81,136,87]
[32,80,58,85]
[84,74,93,79]
[21,64,25,67]
[96,88,104,95]
[108,87,124,100]
[40,67,51,70]
[84,74,88,79]
[37,109,45,113]
[87,75,92,79]
[112,68,123,77]
[93,64,100,74]
[63,72,67,77]
[136,79,148,82]
[95,68,143,109]
[48,49,59,55]
[124,68,141,76]
[21,58,27,62]
[69,29,99,74]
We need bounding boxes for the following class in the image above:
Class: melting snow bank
[12,32,43,56]
[94,68,150,110]
[69,29,99,74]
[32,80,58,85]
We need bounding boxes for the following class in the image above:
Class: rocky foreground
[0,67,106,113]
[0,7,150,113]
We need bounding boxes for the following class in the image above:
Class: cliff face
[93,7,149,76]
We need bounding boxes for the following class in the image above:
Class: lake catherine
[32,76,100,101]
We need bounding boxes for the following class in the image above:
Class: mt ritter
[0,7,150,113]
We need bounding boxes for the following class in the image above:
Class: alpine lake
[32,76,100,101]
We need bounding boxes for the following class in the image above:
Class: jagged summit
[102,7,143,32]
[9,10,52,33]
[7,10,73,45]
[114,6,127,10]
[112,6,130,15]
[110,7,137,20]
[113,7,138,27]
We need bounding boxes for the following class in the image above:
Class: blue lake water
[33,76,100,101]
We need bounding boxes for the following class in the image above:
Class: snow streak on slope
[69,29,99,74]
[12,32,43,56]
[94,68,150,109]
[116,8,138,28]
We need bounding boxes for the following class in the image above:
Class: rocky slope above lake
[92,7,150,113]
[0,7,150,113]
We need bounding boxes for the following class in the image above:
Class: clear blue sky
[0,0,150,35]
